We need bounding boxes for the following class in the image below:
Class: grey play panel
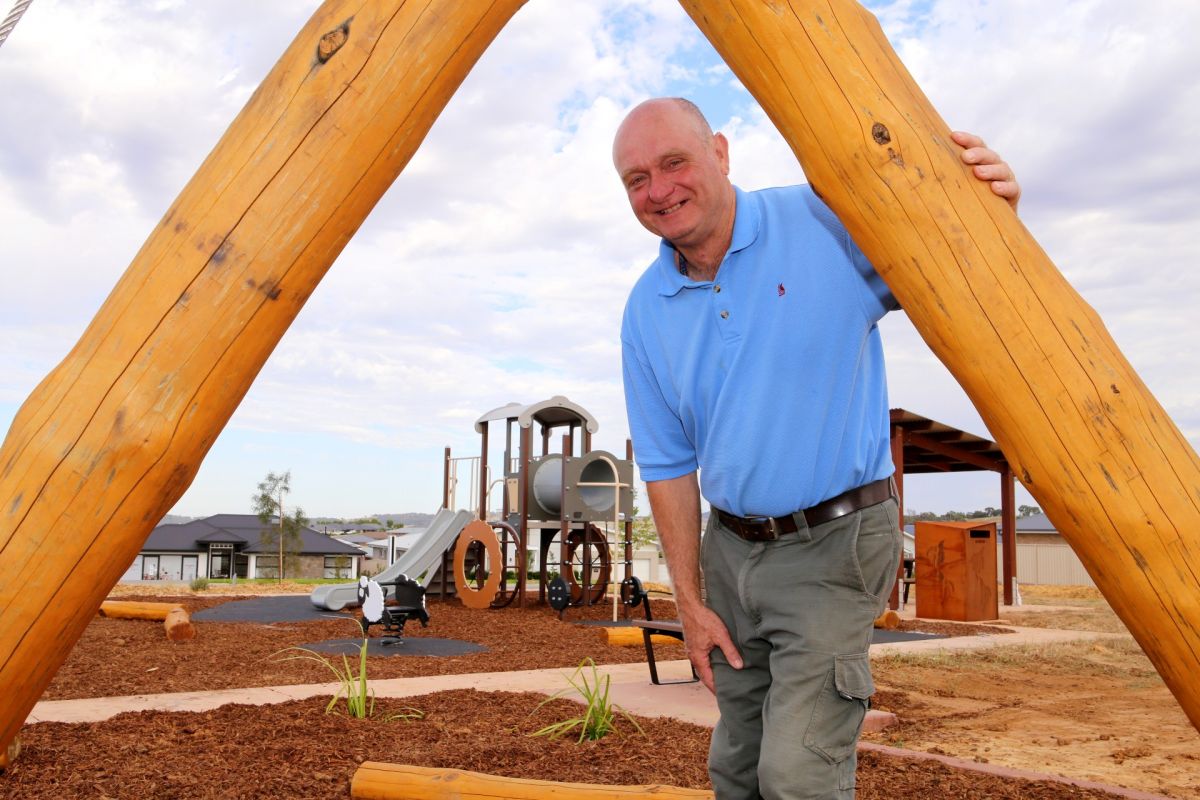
[193,594,354,623]
[300,637,486,657]
[871,628,945,645]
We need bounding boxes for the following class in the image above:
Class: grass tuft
[272,621,422,721]
[529,658,646,743]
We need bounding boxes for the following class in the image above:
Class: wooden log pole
[0,0,527,755]
[351,762,714,800]
[679,0,1200,729]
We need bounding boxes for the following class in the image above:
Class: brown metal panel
[915,520,999,621]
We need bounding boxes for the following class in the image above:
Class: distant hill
[159,514,194,525]
[372,512,437,528]
[305,512,439,529]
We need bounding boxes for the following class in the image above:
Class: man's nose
[647,174,673,204]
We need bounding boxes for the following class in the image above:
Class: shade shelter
[889,408,1017,606]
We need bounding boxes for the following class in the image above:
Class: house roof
[143,515,363,555]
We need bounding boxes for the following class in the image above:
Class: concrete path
[29,624,1124,726]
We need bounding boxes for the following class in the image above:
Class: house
[1000,512,1095,587]
[121,514,363,582]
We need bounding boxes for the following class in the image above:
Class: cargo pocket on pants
[803,652,875,765]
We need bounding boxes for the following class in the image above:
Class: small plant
[188,577,209,592]
[274,624,422,721]
[529,657,645,742]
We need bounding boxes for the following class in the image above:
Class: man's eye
[666,159,683,169]
[627,176,645,189]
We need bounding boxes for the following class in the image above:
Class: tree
[252,470,307,582]
[628,488,660,552]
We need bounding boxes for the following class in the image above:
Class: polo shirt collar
[654,185,760,297]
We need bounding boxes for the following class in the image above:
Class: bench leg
[642,629,699,685]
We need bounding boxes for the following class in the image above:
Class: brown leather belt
[714,477,895,542]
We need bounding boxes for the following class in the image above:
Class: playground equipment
[3,0,1200,763]
[356,576,428,644]
[445,397,635,611]
[310,508,471,611]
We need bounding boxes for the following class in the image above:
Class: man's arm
[647,472,743,693]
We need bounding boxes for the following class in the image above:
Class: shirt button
[720,310,730,319]
[714,285,721,293]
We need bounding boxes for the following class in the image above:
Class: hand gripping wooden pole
[678,0,1200,729]
[0,0,526,755]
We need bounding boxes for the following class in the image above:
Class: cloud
[1,0,1196,517]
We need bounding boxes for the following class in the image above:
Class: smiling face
[613,99,736,262]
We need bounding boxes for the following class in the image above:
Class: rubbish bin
[914,520,998,621]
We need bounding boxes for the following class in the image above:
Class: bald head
[613,98,714,164]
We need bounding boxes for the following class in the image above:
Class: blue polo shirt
[620,184,898,517]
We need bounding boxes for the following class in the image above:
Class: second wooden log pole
[679,0,1200,729]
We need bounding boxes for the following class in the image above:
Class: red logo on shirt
[777,283,786,297]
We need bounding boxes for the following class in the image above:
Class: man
[615,97,1019,799]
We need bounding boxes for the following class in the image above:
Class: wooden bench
[621,577,698,686]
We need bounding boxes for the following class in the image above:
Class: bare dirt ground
[4,582,1197,798]
[866,586,1200,798]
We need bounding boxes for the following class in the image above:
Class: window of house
[255,556,280,579]
[142,555,160,581]
[324,556,352,579]
[209,543,233,579]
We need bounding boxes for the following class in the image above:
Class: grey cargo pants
[701,497,902,799]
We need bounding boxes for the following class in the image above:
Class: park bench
[620,576,698,686]
[357,575,430,645]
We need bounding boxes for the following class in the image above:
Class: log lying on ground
[873,609,901,630]
[603,626,684,648]
[98,601,194,640]
[679,0,1200,732]
[163,607,195,641]
[0,0,528,756]
[98,600,183,621]
[351,762,714,800]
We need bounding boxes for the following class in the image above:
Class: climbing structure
[446,396,634,611]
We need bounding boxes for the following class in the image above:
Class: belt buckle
[745,516,781,542]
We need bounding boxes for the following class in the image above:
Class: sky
[1,0,1198,521]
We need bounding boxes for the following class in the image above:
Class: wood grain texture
[0,0,527,754]
[680,0,1200,728]
[351,762,715,799]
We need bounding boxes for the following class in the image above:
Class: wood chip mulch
[7,689,1129,799]
[11,595,1138,799]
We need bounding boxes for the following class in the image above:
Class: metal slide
[310,508,473,610]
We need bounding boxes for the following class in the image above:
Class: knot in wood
[871,122,891,145]
[317,22,349,63]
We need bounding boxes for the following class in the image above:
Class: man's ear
[713,132,731,175]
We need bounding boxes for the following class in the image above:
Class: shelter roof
[890,408,1008,474]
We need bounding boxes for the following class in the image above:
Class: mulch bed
[12,595,1136,799]
[6,689,1128,799]
[48,594,1007,701]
